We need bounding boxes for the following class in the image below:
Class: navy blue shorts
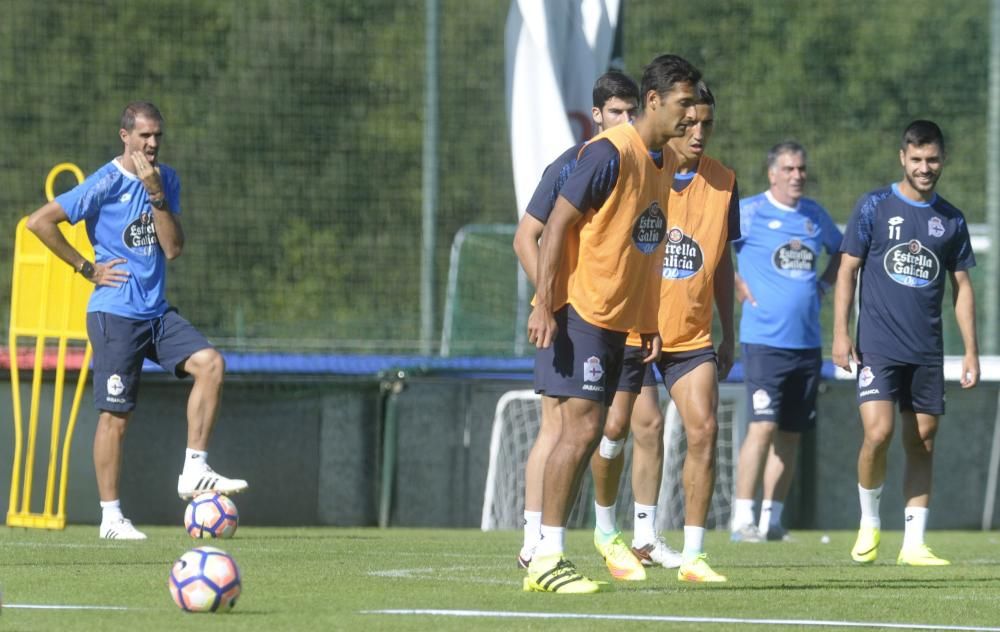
[742,343,821,432]
[856,352,945,415]
[534,304,627,406]
[615,345,659,394]
[657,346,716,392]
[87,309,213,413]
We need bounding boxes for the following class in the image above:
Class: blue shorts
[534,304,627,406]
[615,345,659,394]
[87,309,213,413]
[657,346,716,392]
[742,343,821,432]
[857,352,945,415]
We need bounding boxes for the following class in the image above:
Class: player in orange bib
[589,83,739,583]
[523,54,701,594]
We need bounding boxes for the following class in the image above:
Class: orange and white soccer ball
[184,492,238,539]
[169,546,241,613]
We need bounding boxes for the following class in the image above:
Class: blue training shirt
[841,183,975,365]
[56,158,181,319]
[735,191,842,349]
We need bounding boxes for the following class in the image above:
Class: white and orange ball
[184,493,238,539]
[169,546,241,613]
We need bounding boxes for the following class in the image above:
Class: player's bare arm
[714,243,736,379]
[513,213,545,287]
[831,253,861,372]
[951,269,980,389]
[640,332,662,364]
[818,252,842,299]
[733,271,757,307]
[131,150,184,259]
[26,200,130,287]
[527,196,581,349]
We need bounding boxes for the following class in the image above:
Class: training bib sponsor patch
[661,226,704,280]
[883,239,939,287]
[632,201,666,254]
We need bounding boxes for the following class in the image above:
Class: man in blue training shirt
[731,141,842,543]
[833,120,979,566]
[27,101,248,540]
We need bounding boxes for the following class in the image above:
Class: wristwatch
[78,260,95,280]
[150,196,167,210]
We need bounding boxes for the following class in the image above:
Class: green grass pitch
[3,526,1000,631]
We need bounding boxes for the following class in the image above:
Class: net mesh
[481,386,741,531]
[1,0,993,355]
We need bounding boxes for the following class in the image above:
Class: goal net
[481,384,745,531]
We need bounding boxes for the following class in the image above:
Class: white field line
[5,604,131,611]
[368,566,509,586]
[362,608,1000,631]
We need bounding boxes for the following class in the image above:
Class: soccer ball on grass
[168,546,241,613]
[184,492,238,539]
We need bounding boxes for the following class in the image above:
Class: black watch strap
[78,260,95,279]
[150,196,166,210]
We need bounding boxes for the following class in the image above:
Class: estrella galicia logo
[771,239,816,278]
[631,201,666,254]
[883,239,939,287]
[662,226,704,280]
[122,211,159,252]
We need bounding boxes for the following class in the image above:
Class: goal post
[481,384,745,531]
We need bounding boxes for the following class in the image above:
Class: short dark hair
[695,80,715,107]
[902,119,945,153]
[120,101,164,131]
[592,71,639,109]
[639,54,701,109]
[767,140,807,170]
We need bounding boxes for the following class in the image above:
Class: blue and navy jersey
[525,142,585,223]
[841,183,975,364]
[56,159,181,319]
[735,191,842,349]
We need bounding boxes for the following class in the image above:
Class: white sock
[732,498,756,530]
[522,511,541,554]
[760,500,784,532]
[535,525,565,558]
[682,525,706,561]
[902,506,929,548]
[858,484,883,529]
[633,503,657,545]
[183,448,209,476]
[594,502,617,535]
[100,499,123,523]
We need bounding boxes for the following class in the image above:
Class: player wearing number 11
[26,101,248,540]
[832,120,979,566]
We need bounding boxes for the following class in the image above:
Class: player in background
[523,54,700,593]
[512,71,639,569]
[730,142,842,542]
[833,120,978,566]
[26,101,248,540]
[589,82,739,583]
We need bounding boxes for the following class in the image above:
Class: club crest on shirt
[928,216,945,238]
[632,202,666,254]
[661,226,704,280]
[883,239,939,287]
[771,239,816,277]
[583,356,604,383]
[804,219,815,234]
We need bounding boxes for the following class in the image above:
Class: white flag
[505,0,622,219]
